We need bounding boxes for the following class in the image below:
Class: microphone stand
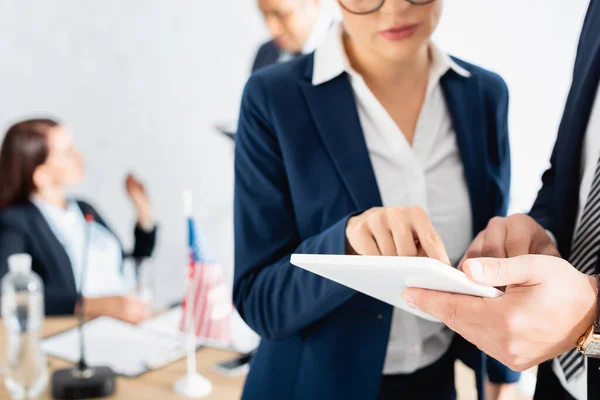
[76,216,92,375]
[51,214,117,399]
[133,257,144,297]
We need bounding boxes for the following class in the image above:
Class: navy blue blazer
[234,54,510,400]
[529,0,600,397]
[0,200,156,315]
[251,40,282,73]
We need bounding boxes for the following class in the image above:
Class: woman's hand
[345,206,450,264]
[125,173,154,229]
[83,295,150,324]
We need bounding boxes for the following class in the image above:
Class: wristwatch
[577,274,600,358]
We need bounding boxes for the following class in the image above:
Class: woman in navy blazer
[0,118,156,324]
[235,1,515,399]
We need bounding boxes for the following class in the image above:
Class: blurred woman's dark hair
[0,118,59,210]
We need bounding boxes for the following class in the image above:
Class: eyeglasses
[338,0,437,15]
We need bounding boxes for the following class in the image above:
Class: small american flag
[180,194,232,345]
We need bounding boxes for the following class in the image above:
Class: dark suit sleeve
[131,224,157,258]
[44,290,79,315]
[0,217,79,315]
[528,147,557,233]
[233,75,356,341]
[488,73,511,216]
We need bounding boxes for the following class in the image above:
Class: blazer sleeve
[0,216,79,315]
[499,80,511,215]
[131,224,157,259]
[488,73,511,216]
[529,147,557,233]
[233,75,356,341]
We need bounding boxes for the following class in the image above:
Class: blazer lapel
[299,73,383,211]
[441,72,489,235]
[26,202,77,291]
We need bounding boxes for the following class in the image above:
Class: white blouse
[33,198,128,298]
[313,25,473,375]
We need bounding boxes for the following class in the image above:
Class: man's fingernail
[402,293,419,309]
[468,260,483,279]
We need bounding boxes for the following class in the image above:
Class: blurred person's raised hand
[345,206,450,265]
[125,173,153,229]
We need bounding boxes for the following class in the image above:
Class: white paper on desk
[139,307,230,350]
[138,307,184,337]
[41,317,187,377]
[290,255,502,322]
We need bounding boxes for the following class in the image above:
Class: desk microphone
[51,214,117,399]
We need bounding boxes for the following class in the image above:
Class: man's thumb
[463,257,537,287]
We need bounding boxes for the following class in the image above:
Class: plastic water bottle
[1,254,48,399]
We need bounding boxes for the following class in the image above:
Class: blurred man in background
[252,0,338,72]
[216,0,337,140]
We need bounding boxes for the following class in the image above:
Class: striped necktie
[558,158,600,381]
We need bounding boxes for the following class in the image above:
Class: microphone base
[51,366,116,399]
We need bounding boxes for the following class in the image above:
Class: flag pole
[184,263,197,380]
[173,189,213,398]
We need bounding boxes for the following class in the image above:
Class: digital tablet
[290,254,502,322]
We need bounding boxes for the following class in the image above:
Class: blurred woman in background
[0,118,157,324]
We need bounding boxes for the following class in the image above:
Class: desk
[0,317,246,400]
[0,318,535,400]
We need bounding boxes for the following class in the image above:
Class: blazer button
[377,314,383,320]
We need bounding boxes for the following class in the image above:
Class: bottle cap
[8,254,32,274]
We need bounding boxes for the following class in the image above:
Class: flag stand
[173,373,212,398]
[173,338,212,397]
[174,190,213,398]
[173,273,213,398]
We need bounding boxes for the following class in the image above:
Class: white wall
[435,0,590,213]
[0,0,268,309]
[0,0,592,312]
